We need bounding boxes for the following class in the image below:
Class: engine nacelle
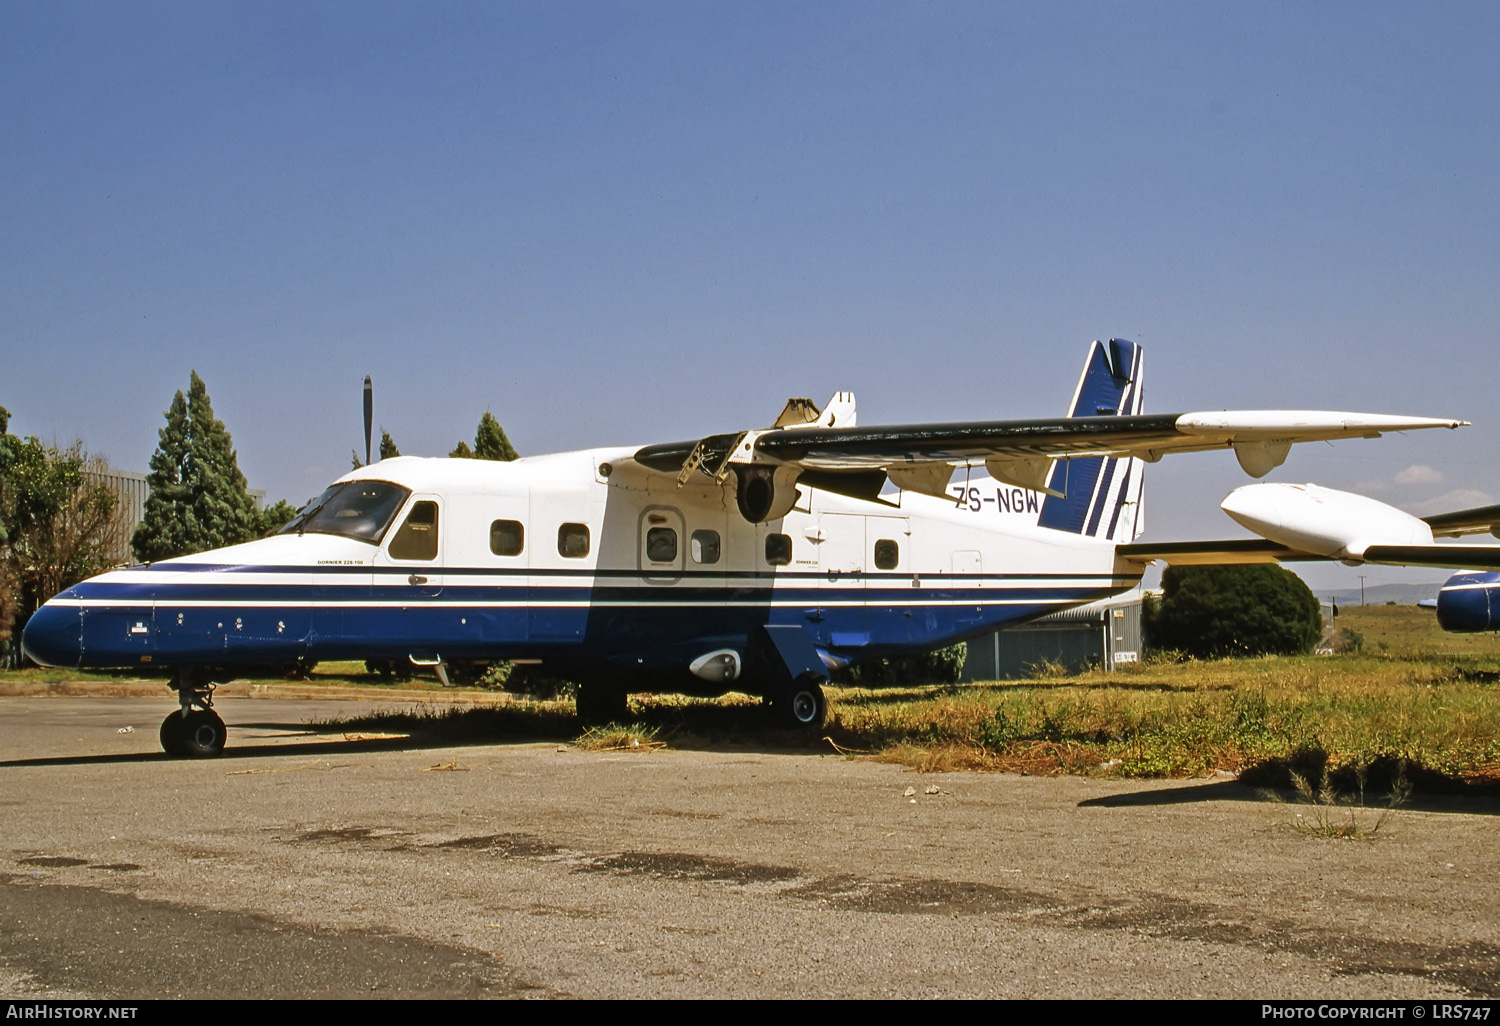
[733,464,803,523]
[1436,571,1500,633]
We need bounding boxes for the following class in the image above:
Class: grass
[7,606,1499,793]
[1336,603,1500,657]
[306,645,1500,794]
[0,660,494,693]
[574,723,668,752]
[828,653,1500,788]
[1262,760,1413,839]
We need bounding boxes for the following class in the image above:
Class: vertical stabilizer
[1037,339,1147,541]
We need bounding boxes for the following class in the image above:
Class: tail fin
[1036,339,1147,542]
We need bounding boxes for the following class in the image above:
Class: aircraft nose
[20,599,83,668]
[1436,573,1496,633]
[1220,483,1286,536]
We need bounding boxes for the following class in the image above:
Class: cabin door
[817,513,868,647]
[638,506,685,584]
[378,495,445,599]
[864,515,912,648]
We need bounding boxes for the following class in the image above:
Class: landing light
[689,649,741,683]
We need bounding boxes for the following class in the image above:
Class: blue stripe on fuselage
[51,572,1137,670]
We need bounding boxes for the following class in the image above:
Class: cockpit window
[278,482,412,544]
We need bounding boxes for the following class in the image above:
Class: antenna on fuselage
[363,375,373,465]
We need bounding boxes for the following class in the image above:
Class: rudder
[1036,339,1146,541]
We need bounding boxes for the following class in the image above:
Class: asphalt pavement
[1,692,1497,999]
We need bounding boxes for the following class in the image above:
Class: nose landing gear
[161,671,227,757]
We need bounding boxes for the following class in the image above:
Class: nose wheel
[161,670,227,757]
[160,708,227,757]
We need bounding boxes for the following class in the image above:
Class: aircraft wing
[633,410,1466,496]
[1359,545,1500,571]
[1120,483,1500,571]
[1421,504,1500,538]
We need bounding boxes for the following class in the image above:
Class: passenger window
[558,523,590,558]
[490,519,524,557]
[646,527,677,563]
[765,533,791,566]
[691,530,720,565]
[388,501,439,561]
[874,539,899,570]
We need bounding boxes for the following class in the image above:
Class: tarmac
[1,688,1497,999]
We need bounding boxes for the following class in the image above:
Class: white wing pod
[1221,483,1434,562]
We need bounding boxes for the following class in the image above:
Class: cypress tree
[378,429,400,460]
[132,372,259,562]
[473,412,519,461]
[450,414,518,461]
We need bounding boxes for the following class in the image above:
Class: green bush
[1147,564,1321,658]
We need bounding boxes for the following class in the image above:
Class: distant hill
[1316,580,1449,609]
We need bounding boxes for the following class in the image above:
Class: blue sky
[3,2,1496,591]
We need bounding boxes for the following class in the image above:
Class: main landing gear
[765,675,827,732]
[574,684,631,727]
[160,670,227,758]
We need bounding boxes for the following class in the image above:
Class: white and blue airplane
[1141,481,1500,632]
[21,339,1466,756]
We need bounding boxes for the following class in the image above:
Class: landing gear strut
[575,684,631,727]
[161,670,227,757]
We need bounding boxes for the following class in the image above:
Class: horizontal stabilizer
[1117,539,1309,566]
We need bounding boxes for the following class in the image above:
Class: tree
[0,409,127,662]
[452,412,518,461]
[0,405,19,657]
[473,412,518,461]
[351,428,401,469]
[379,429,400,460]
[1147,564,1322,658]
[132,372,259,563]
[257,499,299,536]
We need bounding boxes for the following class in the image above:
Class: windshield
[279,481,411,543]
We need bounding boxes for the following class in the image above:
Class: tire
[779,679,827,731]
[161,709,227,758]
[159,711,185,757]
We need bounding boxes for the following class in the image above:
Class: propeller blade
[363,375,373,465]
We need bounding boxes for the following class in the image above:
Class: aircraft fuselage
[23,448,1140,696]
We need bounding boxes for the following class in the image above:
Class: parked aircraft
[1130,481,1500,632]
[21,339,1467,756]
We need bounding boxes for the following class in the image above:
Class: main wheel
[774,679,827,731]
[160,708,227,758]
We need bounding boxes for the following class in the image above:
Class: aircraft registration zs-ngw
[21,339,1465,756]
